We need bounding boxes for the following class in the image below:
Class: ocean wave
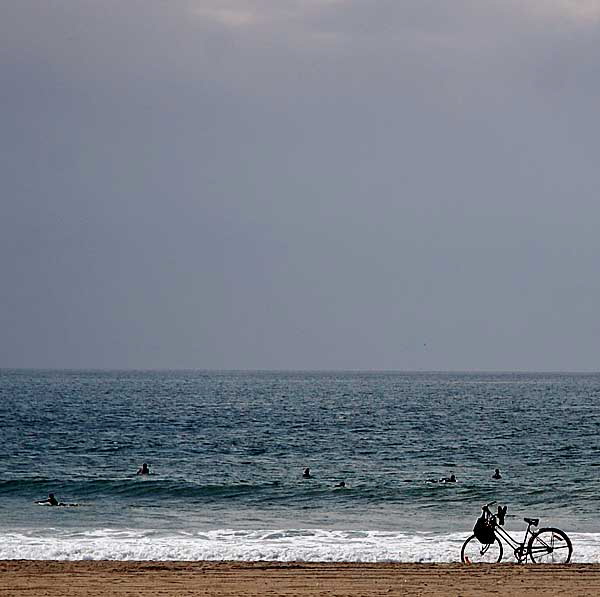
[0,528,599,563]
[0,477,588,513]
[0,478,279,501]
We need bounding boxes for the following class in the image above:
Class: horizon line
[1,367,599,375]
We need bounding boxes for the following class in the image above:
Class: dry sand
[1,561,600,596]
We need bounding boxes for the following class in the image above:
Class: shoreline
[2,561,600,596]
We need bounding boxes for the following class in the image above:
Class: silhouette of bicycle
[461,501,572,564]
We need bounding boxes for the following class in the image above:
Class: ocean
[1,370,598,562]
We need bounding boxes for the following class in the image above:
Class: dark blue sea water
[1,370,599,561]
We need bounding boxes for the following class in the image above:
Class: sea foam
[1,528,599,562]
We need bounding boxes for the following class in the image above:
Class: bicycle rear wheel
[527,527,572,563]
[461,535,503,563]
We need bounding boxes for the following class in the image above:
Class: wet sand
[2,561,600,596]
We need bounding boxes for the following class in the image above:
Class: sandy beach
[1,561,600,597]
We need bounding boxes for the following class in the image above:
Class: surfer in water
[302,467,312,478]
[440,474,457,483]
[35,493,59,506]
[34,493,77,506]
[334,480,346,488]
[492,468,502,479]
[136,463,150,475]
[427,473,457,483]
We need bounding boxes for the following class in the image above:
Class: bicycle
[461,502,572,564]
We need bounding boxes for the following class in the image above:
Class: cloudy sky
[1,1,599,370]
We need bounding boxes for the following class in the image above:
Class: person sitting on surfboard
[136,463,150,475]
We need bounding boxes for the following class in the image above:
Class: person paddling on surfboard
[35,493,78,507]
[35,493,59,506]
[440,474,457,483]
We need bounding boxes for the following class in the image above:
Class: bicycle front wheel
[527,527,572,563]
[461,535,503,563]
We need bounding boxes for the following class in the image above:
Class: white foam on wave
[1,529,599,563]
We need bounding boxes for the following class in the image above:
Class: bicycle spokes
[528,529,573,564]
[461,535,503,563]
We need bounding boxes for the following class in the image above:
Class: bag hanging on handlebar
[473,515,495,544]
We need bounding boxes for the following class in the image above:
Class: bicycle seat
[524,517,539,526]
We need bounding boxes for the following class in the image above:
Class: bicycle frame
[492,521,537,563]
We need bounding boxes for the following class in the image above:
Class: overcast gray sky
[1,1,599,370]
